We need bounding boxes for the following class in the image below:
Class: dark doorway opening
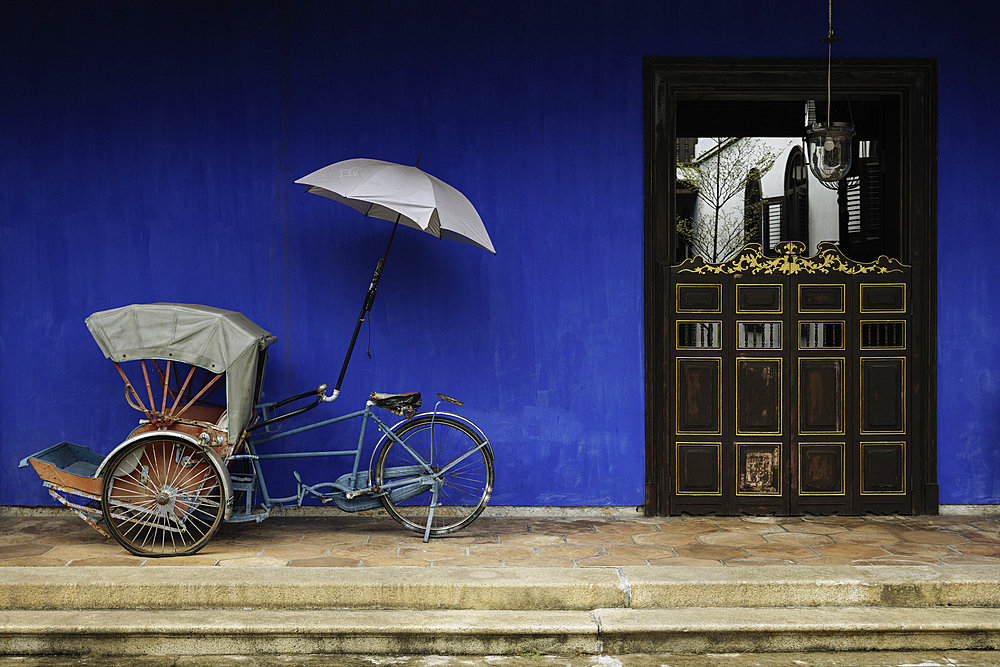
[643,58,937,516]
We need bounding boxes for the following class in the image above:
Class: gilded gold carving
[676,241,908,276]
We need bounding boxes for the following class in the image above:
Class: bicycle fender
[376,411,495,461]
[94,429,235,521]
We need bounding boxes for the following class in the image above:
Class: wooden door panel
[676,443,722,495]
[798,443,846,495]
[861,442,906,495]
[675,358,721,434]
[798,358,845,434]
[737,443,782,495]
[861,358,905,433]
[736,358,781,434]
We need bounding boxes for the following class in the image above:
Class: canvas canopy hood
[86,303,276,441]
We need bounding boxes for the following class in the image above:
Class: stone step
[3,565,1000,611]
[2,607,1000,655]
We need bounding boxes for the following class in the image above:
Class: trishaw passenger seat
[369,392,422,418]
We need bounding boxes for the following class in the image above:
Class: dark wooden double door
[668,242,912,515]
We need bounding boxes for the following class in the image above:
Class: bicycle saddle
[369,391,422,418]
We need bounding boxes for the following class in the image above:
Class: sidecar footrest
[369,392,422,418]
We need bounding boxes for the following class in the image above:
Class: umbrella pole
[333,217,401,396]
[331,153,421,398]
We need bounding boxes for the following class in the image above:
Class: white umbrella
[295,158,495,254]
[295,157,495,397]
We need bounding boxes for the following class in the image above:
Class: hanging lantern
[805,121,854,182]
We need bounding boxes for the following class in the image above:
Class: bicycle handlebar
[247,384,328,432]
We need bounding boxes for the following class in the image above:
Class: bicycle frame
[225,397,485,526]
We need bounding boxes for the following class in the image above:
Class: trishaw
[20,302,495,557]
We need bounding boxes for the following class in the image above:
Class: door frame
[643,57,938,515]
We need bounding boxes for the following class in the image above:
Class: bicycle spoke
[103,436,225,557]
[377,415,493,536]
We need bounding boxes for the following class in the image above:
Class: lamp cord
[826,0,833,126]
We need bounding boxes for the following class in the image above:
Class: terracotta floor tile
[467,544,536,560]
[366,534,418,545]
[961,530,1000,543]
[536,544,603,560]
[632,532,699,547]
[0,533,43,546]
[300,533,371,546]
[604,544,676,560]
[9,513,1000,567]
[564,533,634,547]
[952,543,1000,557]
[0,556,67,566]
[499,533,564,546]
[743,516,804,525]
[851,521,914,534]
[0,543,54,560]
[802,516,866,524]
[699,532,767,547]
[33,532,111,546]
[15,520,89,535]
[715,524,787,534]
[907,520,976,531]
[43,543,125,560]
[232,532,305,546]
[398,544,468,559]
[288,556,361,567]
[744,544,818,560]
[465,520,531,535]
[527,520,597,535]
[644,556,719,566]
[261,544,329,560]
[970,519,1000,532]
[813,544,890,559]
[673,545,747,561]
[897,530,970,545]
[654,522,722,535]
[426,535,496,546]
[576,556,649,567]
[328,545,402,560]
[830,531,900,546]
[763,532,833,547]
[592,523,657,535]
[785,523,851,535]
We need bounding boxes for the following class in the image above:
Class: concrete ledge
[596,607,1000,653]
[5,565,1000,612]
[3,607,1000,656]
[0,609,599,656]
[0,566,626,611]
[622,564,1000,608]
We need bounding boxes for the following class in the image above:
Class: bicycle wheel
[375,415,493,536]
[101,435,225,557]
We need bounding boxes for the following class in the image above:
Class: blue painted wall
[1,1,998,508]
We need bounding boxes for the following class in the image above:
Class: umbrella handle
[363,258,385,312]
[335,258,385,393]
